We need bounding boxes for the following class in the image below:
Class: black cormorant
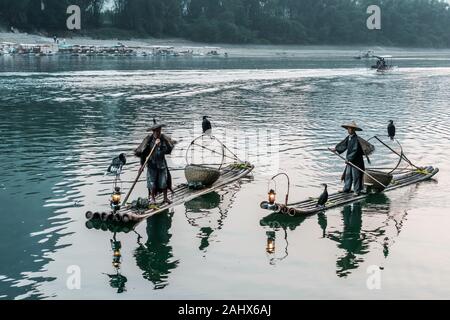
[317,184,328,208]
[107,153,127,174]
[388,120,396,140]
[202,116,212,134]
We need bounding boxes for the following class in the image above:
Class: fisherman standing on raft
[331,121,374,196]
[135,119,174,205]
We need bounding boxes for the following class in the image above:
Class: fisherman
[331,121,374,195]
[135,119,174,205]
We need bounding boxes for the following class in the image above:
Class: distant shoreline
[2,31,450,59]
[3,30,450,49]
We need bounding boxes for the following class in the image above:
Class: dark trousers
[343,165,363,193]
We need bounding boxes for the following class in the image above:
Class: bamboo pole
[121,143,157,206]
[373,136,421,170]
[328,148,388,189]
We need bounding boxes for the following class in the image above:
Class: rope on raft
[367,135,421,174]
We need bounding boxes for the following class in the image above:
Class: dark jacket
[137,134,173,169]
[335,134,373,170]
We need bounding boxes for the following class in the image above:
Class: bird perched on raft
[388,120,396,140]
[202,116,212,135]
[316,184,328,208]
[107,153,127,174]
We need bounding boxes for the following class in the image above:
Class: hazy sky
[103,0,114,11]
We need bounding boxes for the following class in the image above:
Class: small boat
[371,55,395,72]
[260,136,438,216]
[261,167,438,216]
[86,162,253,223]
[86,135,253,224]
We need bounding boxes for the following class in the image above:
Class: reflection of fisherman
[329,203,366,278]
[135,120,174,205]
[331,121,374,195]
[134,212,179,289]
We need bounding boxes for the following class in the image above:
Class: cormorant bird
[202,116,212,134]
[387,120,396,140]
[107,153,127,174]
[317,184,328,208]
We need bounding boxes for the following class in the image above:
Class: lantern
[266,231,276,254]
[268,189,276,205]
[111,187,121,205]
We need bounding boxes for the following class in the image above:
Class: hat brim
[147,124,166,131]
[342,125,363,131]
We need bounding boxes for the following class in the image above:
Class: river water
[0,47,449,299]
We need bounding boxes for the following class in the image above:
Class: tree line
[1,0,450,47]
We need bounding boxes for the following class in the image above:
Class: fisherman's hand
[155,139,161,145]
[330,148,336,153]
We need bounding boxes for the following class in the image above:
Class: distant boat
[371,55,396,72]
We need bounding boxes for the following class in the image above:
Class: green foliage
[1,0,450,47]
[0,0,105,31]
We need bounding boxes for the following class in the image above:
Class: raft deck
[261,166,438,216]
[88,163,253,223]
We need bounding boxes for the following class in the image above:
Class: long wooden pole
[328,148,388,189]
[122,143,157,206]
[373,136,420,170]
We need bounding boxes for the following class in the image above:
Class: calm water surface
[0,47,449,299]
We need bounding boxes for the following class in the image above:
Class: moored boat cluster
[0,41,227,58]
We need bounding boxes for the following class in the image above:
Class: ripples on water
[0,54,449,299]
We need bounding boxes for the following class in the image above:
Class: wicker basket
[185,164,220,187]
[364,170,393,192]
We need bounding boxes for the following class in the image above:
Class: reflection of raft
[260,166,438,216]
[85,219,137,234]
[87,163,253,223]
[184,192,221,211]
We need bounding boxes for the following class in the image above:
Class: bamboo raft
[86,163,253,223]
[260,166,438,216]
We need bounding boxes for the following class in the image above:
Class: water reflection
[104,233,128,294]
[328,203,367,278]
[327,194,394,277]
[134,211,179,290]
[260,193,410,274]
[184,185,241,254]
[86,217,179,291]
[86,184,243,291]
[260,213,307,265]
